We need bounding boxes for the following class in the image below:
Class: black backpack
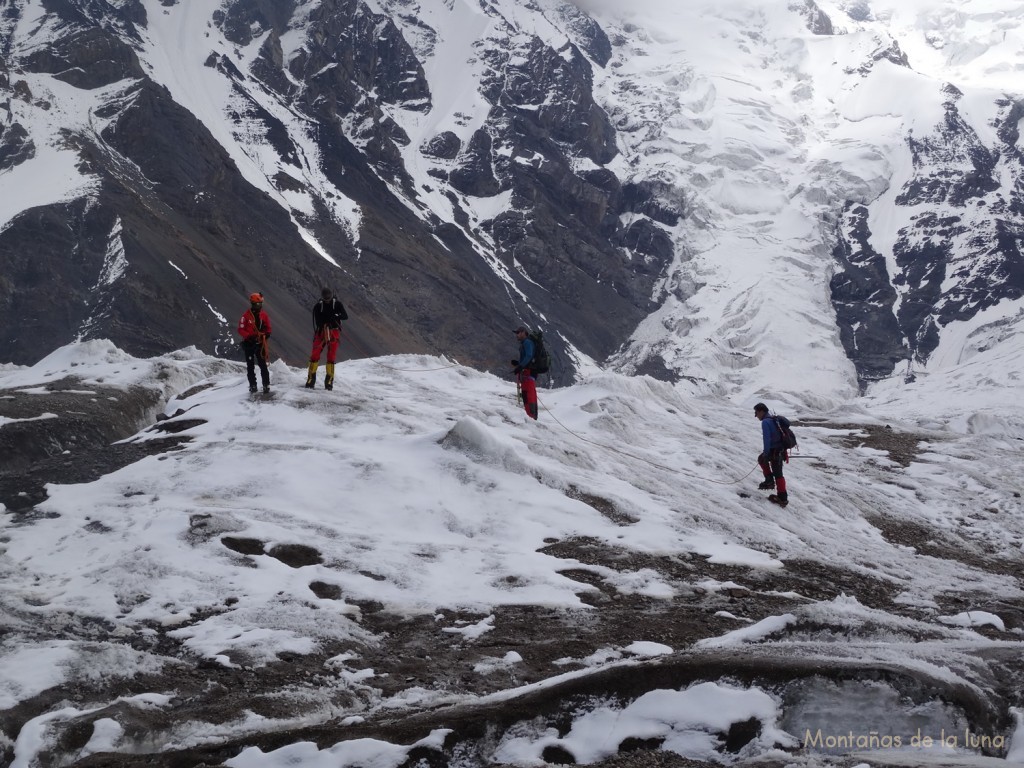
[528,331,550,374]
[773,415,798,450]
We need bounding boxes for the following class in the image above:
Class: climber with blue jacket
[511,326,538,420]
[754,402,788,507]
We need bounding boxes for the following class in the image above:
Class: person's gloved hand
[510,359,519,366]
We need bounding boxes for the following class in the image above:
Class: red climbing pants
[310,328,340,364]
[518,370,538,420]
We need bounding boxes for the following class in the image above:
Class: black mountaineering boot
[758,478,775,490]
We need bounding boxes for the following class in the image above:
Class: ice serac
[591,0,1023,399]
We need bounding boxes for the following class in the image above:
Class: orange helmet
[249,292,264,304]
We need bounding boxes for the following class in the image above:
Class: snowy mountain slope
[136,0,361,257]
[2,0,1022,404]
[1,342,1023,766]
[585,0,1024,398]
[0,0,663,374]
[590,1,879,395]
[833,0,1024,92]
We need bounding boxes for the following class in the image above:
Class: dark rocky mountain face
[831,85,1024,390]
[0,0,673,378]
[829,203,908,385]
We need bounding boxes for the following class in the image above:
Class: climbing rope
[257,332,270,363]
[535,396,761,486]
[329,329,779,485]
[339,328,462,372]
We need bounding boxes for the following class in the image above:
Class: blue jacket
[762,416,784,455]
[517,337,535,369]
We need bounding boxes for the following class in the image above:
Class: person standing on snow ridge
[238,292,272,393]
[305,287,348,390]
[511,326,538,420]
[754,402,788,507]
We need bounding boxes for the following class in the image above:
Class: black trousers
[757,449,785,480]
[244,342,270,387]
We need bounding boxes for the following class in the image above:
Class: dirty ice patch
[442,614,495,641]
[696,614,798,649]
[493,682,793,764]
[0,339,227,399]
[80,718,124,757]
[10,692,173,768]
[226,728,452,768]
[586,564,675,598]
[0,340,137,388]
[938,611,1005,632]
[623,641,673,657]
[439,416,530,474]
[686,530,783,570]
[553,647,624,667]
[0,412,58,429]
[475,651,524,674]
[0,642,77,709]
[166,622,320,667]
[1008,708,1024,762]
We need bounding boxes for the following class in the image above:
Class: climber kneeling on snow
[754,402,791,507]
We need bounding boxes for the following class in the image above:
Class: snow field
[1,339,1023,764]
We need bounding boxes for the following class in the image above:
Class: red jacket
[238,309,272,342]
